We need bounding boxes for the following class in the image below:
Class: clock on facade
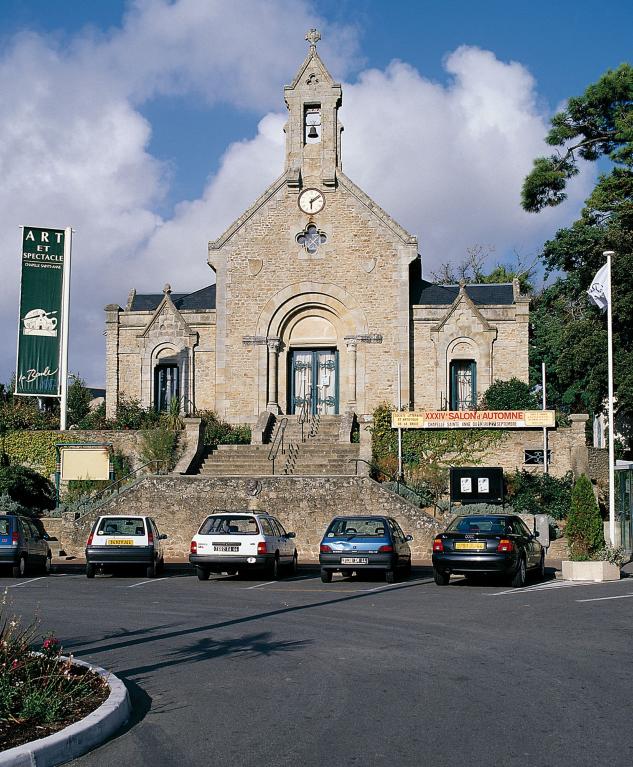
[298,188,325,214]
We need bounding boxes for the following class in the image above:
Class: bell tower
[284,29,343,190]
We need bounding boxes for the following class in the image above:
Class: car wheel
[433,567,449,586]
[403,560,412,578]
[146,560,157,578]
[86,563,96,579]
[157,557,165,575]
[288,552,298,576]
[196,566,210,581]
[270,555,281,580]
[511,556,527,588]
[43,554,52,575]
[385,569,397,584]
[320,568,332,583]
[12,556,27,578]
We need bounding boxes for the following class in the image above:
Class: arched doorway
[286,314,338,414]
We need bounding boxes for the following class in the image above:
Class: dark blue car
[319,515,413,583]
[0,514,51,577]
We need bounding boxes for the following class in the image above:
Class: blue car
[0,514,52,577]
[319,515,413,583]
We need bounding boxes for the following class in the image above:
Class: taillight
[257,541,268,555]
[497,539,514,553]
[190,540,197,554]
[147,530,154,545]
[11,531,19,546]
[86,532,94,546]
[378,545,393,553]
[433,538,444,552]
[320,544,332,553]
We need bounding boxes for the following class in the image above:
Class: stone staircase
[197,415,360,477]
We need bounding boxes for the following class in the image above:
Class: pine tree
[566,474,604,559]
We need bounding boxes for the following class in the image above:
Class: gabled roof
[130,285,216,312]
[410,277,515,306]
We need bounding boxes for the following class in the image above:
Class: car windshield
[447,516,508,534]
[326,518,388,538]
[0,518,11,535]
[200,515,259,535]
[97,518,146,536]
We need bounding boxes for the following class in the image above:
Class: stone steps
[197,438,360,477]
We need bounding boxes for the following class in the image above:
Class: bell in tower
[283,29,343,189]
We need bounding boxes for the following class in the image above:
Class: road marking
[488,580,596,596]
[127,577,169,588]
[363,577,434,593]
[577,593,633,603]
[244,581,277,590]
[7,577,46,588]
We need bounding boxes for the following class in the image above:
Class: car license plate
[214,545,239,552]
[455,542,486,551]
[341,557,368,565]
[107,539,133,546]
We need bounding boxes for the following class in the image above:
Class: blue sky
[0,0,630,385]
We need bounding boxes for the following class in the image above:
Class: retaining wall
[60,475,443,561]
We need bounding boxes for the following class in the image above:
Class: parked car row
[1,511,545,589]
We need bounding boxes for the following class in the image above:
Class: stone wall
[60,475,443,561]
[588,447,609,487]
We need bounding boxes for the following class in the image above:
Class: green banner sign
[15,227,66,397]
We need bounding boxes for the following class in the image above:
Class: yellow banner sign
[391,410,556,429]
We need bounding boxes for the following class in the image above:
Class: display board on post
[15,226,72,429]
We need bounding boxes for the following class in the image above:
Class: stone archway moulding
[256,281,369,339]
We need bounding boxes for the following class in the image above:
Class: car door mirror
[533,531,539,538]
[405,535,413,542]
[286,532,296,539]
[42,532,50,541]
[159,534,168,540]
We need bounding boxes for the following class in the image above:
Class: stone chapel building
[104,31,529,424]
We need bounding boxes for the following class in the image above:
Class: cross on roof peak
[305,28,321,50]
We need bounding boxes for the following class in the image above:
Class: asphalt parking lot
[4,565,633,767]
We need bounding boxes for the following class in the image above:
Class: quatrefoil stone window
[296,224,327,254]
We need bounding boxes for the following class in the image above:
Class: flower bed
[0,594,109,752]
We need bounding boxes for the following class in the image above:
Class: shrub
[139,427,179,473]
[77,401,110,430]
[0,596,108,740]
[114,397,161,430]
[0,465,56,511]
[482,378,539,410]
[199,411,251,449]
[505,470,573,521]
[566,474,604,560]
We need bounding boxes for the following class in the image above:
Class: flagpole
[604,251,615,546]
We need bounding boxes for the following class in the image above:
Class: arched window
[154,364,179,412]
[450,360,476,410]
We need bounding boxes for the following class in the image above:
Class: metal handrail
[297,400,308,442]
[268,417,288,475]
[70,460,162,520]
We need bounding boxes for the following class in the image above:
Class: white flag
[587,262,610,311]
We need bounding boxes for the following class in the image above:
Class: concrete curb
[0,658,131,767]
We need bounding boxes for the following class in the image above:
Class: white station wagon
[189,512,298,580]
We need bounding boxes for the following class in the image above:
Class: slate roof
[410,277,515,306]
[130,285,216,312]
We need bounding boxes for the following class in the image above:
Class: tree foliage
[431,245,535,294]
[523,65,633,440]
[0,465,56,512]
[566,474,604,559]
[482,378,539,410]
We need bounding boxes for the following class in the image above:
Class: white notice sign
[460,477,472,493]
[478,477,490,493]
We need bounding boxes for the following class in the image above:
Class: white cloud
[0,2,592,388]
